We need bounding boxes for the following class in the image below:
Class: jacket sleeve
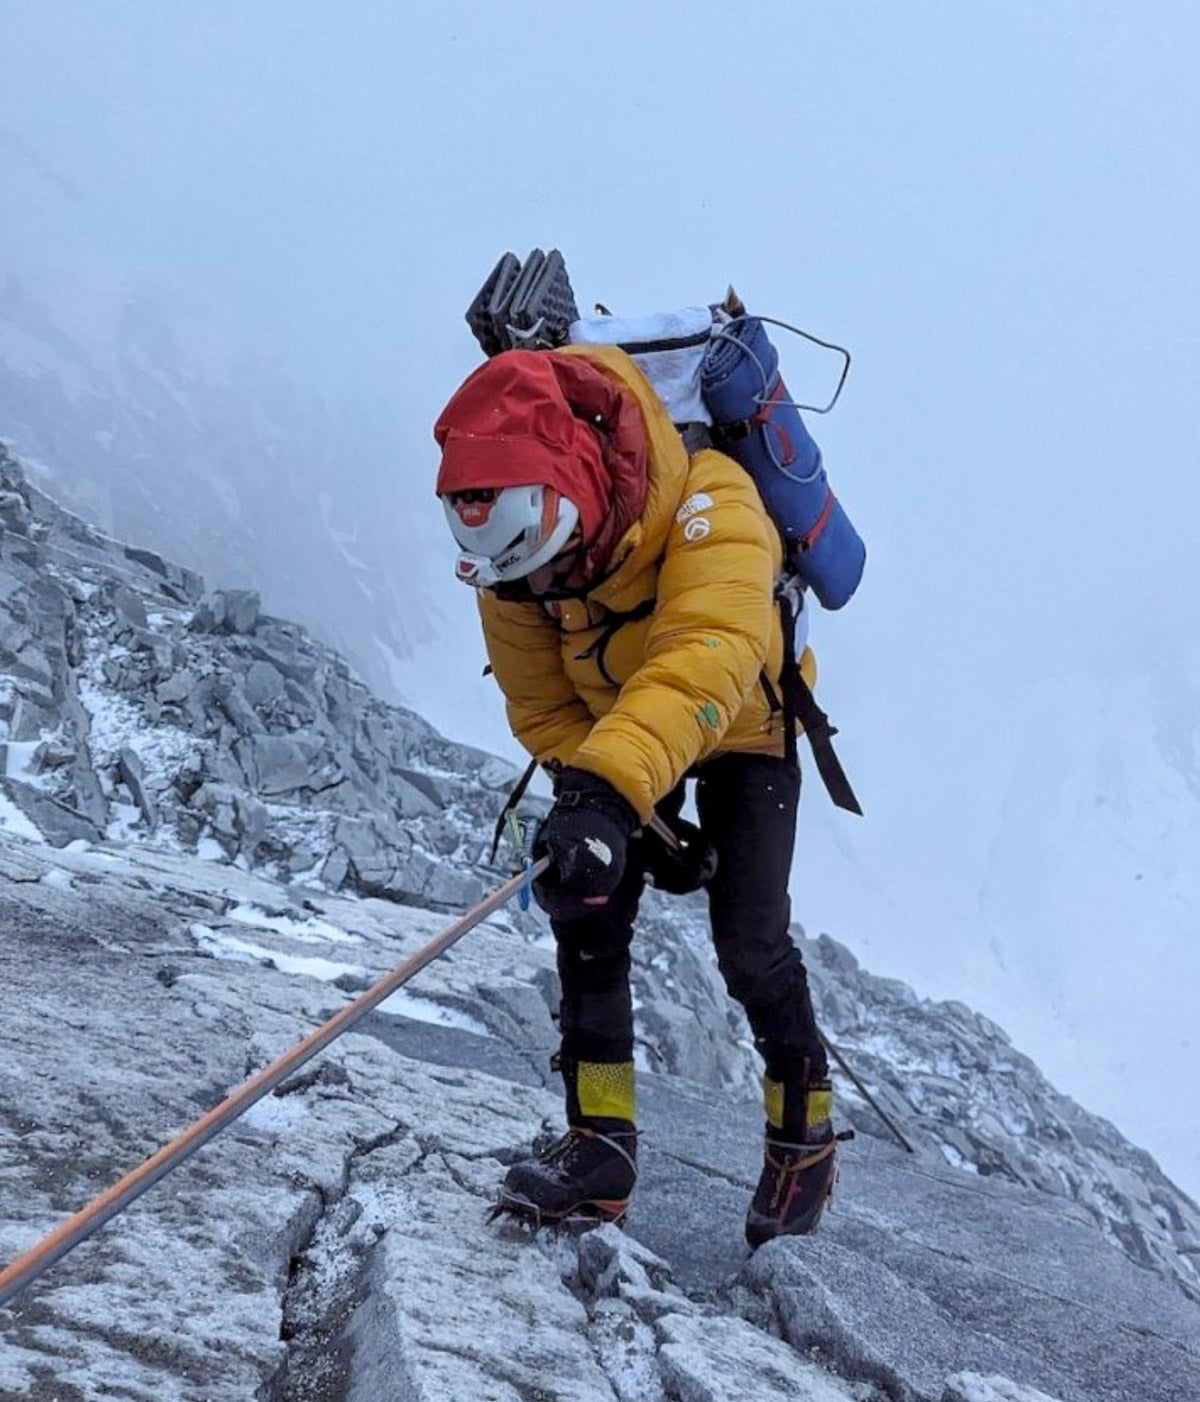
[569,477,777,820]
[477,591,595,767]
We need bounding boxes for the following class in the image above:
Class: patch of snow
[944,1373,1068,1402]
[378,989,489,1037]
[4,739,51,787]
[939,1141,980,1175]
[0,793,44,842]
[128,725,207,789]
[252,945,365,986]
[77,678,142,758]
[226,902,359,946]
[197,837,228,862]
[189,921,365,984]
[76,675,201,801]
[241,1095,311,1136]
[105,800,143,841]
[189,921,260,964]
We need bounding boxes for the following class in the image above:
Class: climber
[433,345,842,1247]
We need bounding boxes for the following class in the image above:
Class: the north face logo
[585,837,614,866]
[676,492,714,524]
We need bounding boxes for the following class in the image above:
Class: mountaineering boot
[745,1074,840,1248]
[495,1122,637,1226]
[493,1057,637,1226]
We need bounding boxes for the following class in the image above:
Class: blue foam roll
[797,494,866,610]
[701,317,865,609]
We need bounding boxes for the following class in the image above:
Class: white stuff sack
[568,306,713,426]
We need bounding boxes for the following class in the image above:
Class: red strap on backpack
[798,489,838,554]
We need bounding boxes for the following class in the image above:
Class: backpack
[466,250,862,816]
[466,250,866,612]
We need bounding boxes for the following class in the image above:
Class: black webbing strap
[777,592,801,769]
[678,422,714,453]
[488,756,540,863]
[573,597,657,686]
[777,590,863,816]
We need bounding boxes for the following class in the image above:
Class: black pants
[552,751,828,1087]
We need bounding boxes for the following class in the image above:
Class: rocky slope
[1,442,1198,1401]
[0,276,437,701]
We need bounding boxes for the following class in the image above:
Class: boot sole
[744,1201,827,1248]
[489,1188,630,1230]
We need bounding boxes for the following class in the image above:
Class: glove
[532,768,639,922]
[640,814,718,895]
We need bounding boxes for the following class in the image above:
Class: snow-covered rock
[943,1379,1068,1402]
[0,442,495,909]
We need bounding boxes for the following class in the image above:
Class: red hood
[434,350,648,577]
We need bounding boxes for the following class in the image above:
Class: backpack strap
[573,597,657,686]
[776,586,863,816]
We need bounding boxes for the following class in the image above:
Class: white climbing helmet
[441,484,580,589]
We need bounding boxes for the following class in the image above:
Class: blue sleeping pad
[701,317,865,610]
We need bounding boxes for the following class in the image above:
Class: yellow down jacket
[477,344,816,822]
